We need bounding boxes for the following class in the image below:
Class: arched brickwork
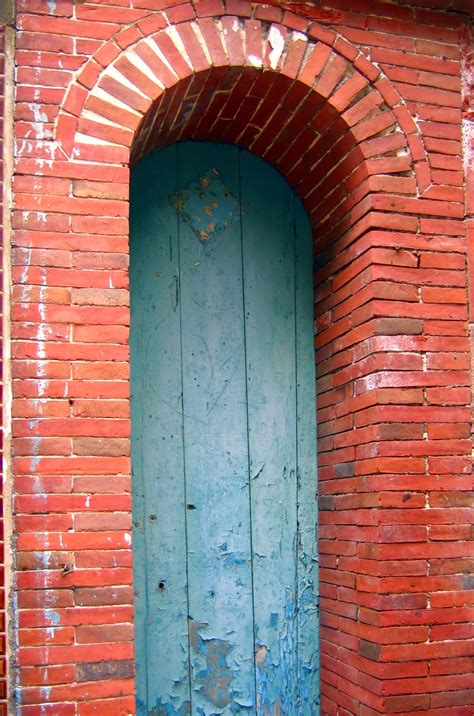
[56,13,431,245]
[8,5,473,716]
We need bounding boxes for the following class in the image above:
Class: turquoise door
[130,142,319,715]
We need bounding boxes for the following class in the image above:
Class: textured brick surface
[5,1,474,714]
[0,23,6,713]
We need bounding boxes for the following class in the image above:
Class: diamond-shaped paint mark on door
[170,168,240,241]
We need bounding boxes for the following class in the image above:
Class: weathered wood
[240,151,299,712]
[130,146,191,714]
[295,197,320,714]
[130,141,319,714]
[176,142,256,711]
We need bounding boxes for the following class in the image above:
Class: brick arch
[56,14,430,248]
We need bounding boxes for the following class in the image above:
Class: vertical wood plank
[240,150,299,713]
[295,197,320,714]
[130,146,191,714]
[177,142,256,712]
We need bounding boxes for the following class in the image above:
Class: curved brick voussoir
[55,14,427,248]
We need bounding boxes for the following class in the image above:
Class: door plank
[130,146,191,714]
[240,150,299,712]
[295,197,320,714]
[176,142,256,712]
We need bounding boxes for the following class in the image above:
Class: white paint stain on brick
[462,120,474,200]
[19,248,31,285]
[75,133,114,146]
[12,591,21,714]
[15,139,33,158]
[40,687,52,712]
[29,103,51,141]
[248,54,262,68]
[30,436,42,472]
[293,31,308,44]
[461,36,474,198]
[36,139,66,169]
[268,25,285,70]
[461,26,474,249]
[36,298,48,398]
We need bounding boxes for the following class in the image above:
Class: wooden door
[130,142,319,715]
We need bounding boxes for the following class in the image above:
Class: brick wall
[0,21,7,713]
[6,1,474,714]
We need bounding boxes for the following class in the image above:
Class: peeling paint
[298,577,319,711]
[218,543,247,568]
[141,698,190,715]
[255,591,298,714]
[251,463,265,480]
[131,143,318,713]
[189,619,235,708]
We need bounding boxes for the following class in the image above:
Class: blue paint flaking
[143,697,191,715]
[255,590,298,713]
[218,543,248,568]
[189,619,235,709]
[298,573,320,712]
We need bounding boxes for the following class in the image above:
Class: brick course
[0,22,7,713]
[3,1,474,714]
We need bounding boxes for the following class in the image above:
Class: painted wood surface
[130,142,319,715]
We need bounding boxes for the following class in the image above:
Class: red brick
[6,9,474,716]
[298,43,333,87]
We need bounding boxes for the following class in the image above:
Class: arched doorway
[10,6,438,712]
[130,141,318,713]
